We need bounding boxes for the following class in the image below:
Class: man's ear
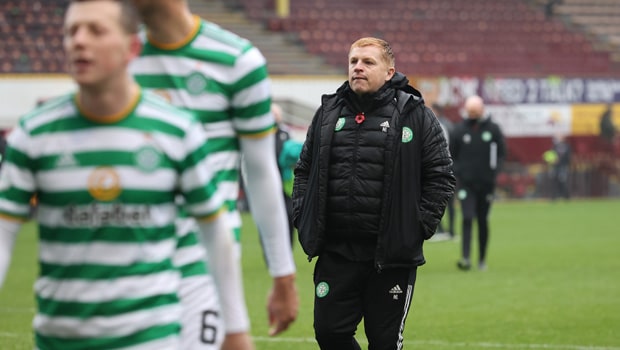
[386,67,396,81]
[128,34,143,60]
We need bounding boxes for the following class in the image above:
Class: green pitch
[1,199,619,349]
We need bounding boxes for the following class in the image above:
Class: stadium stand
[548,0,620,63]
[3,0,619,77]
[0,0,341,75]
[188,0,342,75]
[232,0,620,78]
[1,0,66,73]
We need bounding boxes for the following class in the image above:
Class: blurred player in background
[450,95,506,271]
[129,1,298,349]
[0,0,233,348]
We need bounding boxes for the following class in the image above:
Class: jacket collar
[334,72,424,114]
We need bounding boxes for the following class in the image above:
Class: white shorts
[175,217,225,349]
[178,274,225,349]
[176,216,250,336]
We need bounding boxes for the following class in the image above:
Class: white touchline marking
[0,332,617,350]
[252,337,620,350]
[252,336,316,343]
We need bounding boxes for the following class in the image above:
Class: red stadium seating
[3,0,619,77]
[237,0,620,78]
[1,0,67,73]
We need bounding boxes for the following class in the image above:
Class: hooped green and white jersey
[130,16,275,241]
[0,91,223,349]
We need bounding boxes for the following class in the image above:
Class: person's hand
[221,332,255,350]
[267,274,299,336]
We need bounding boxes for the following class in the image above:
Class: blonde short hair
[350,37,395,67]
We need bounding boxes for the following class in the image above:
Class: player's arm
[240,135,298,336]
[0,127,33,289]
[494,124,507,173]
[240,135,295,277]
[232,46,298,335]
[231,46,295,278]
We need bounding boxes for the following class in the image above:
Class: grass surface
[1,199,619,349]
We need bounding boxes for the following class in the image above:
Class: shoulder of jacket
[489,120,503,131]
[320,93,341,111]
[396,90,426,116]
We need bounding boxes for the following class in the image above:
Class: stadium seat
[4,0,620,76]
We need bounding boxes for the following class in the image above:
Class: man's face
[63,1,136,87]
[348,45,394,95]
[464,96,484,120]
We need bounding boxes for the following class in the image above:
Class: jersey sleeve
[230,46,275,138]
[178,121,224,221]
[0,126,36,221]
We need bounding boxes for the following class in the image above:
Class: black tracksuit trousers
[313,251,417,350]
[459,186,493,263]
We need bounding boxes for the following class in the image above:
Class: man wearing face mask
[450,95,506,271]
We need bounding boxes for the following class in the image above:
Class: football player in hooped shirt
[0,1,234,349]
[129,0,299,349]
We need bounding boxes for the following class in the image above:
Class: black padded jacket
[292,73,456,270]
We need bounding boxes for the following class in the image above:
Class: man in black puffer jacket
[450,95,506,272]
[292,37,455,350]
